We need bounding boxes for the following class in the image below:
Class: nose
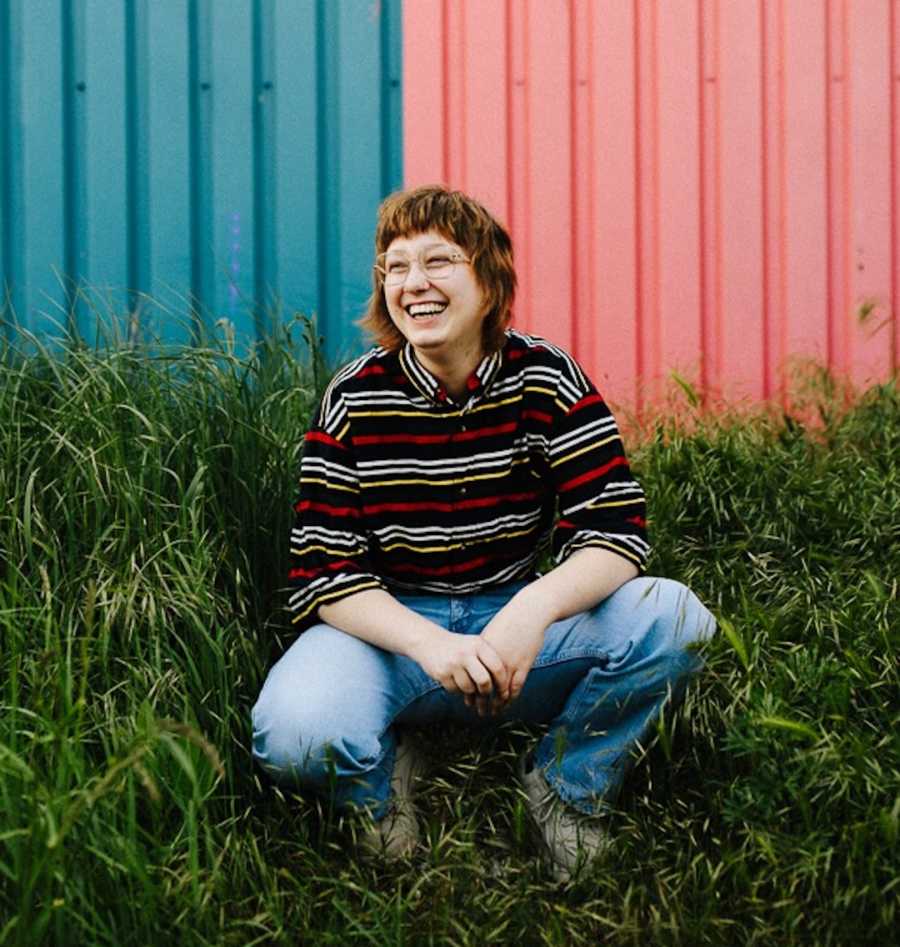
[402,259,431,290]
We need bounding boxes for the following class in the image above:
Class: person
[251,185,716,878]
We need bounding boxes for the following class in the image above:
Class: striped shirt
[288,329,648,629]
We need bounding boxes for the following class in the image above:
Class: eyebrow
[385,242,457,255]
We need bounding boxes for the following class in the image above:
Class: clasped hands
[413,591,552,717]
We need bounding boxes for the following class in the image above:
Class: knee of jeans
[251,697,378,786]
[647,577,717,650]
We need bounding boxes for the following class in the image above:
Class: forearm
[515,546,638,626]
[319,587,512,704]
[318,588,445,661]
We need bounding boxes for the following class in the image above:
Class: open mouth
[406,302,448,320]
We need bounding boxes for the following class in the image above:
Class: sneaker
[518,753,610,880]
[360,735,428,858]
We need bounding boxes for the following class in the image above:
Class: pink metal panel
[848,0,894,387]
[402,0,900,409]
[590,1,639,404]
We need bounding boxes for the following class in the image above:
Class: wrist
[404,620,448,664]
[511,581,559,629]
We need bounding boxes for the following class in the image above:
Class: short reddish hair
[359,185,517,353]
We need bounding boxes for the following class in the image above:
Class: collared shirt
[288,329,648,630]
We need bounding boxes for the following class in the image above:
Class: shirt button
[459,485,468,496]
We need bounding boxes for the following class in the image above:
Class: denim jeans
[251,576,716,817]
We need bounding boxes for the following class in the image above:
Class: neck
[417,346,484,401]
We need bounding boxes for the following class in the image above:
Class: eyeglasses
[374,245,471,286]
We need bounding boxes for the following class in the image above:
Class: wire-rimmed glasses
[374,244,471,286]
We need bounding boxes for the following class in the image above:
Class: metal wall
[0,0,402,361]
[403,0,900,408]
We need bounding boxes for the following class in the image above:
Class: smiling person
[251,185,716,878]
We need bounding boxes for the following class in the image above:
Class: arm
[480,357,648,713]
[319,589,510,707]
[479,547,637,713]
[291,387,510,706]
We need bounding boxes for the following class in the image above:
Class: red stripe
[466,374,480,390]
[352,421,517,447]
[353,432,452,446]
[522,409,553,425]
[289,559,358,579]
[294,499,360,518]
[391,554,492,577]
[626,515,646,527]
[356,364,386,378]
[363,489,540,516]
[567,392,606,415]
[558,456,627,492]
[305,430,347,450]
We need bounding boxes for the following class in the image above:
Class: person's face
[381,230,488,370]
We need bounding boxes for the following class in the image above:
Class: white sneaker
[360,735,428,858]
[518,754,610,880]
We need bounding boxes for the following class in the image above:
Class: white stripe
[373,509,546,544]
[301,457,359,486]
[550,417,617,455]
[561,484,645,517]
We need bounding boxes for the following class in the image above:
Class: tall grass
[0,326,897,945]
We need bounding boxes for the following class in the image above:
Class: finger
[475,640,510,694]
[464,656,495,696]
[509,668,526,700]
[475,694,490,717]
[452,667,476,695]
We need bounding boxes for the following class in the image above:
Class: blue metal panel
[19,1,66,342]
[0,0,25,341]
[146,1,193,346]
[0,0,403,358]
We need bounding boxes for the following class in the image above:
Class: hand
[410,629,511,716]
[479,589,552,715]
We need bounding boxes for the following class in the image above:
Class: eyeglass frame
[373,244,472,286]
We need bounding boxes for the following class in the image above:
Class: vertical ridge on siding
[126,0,151,337]
[188,0,213,340]
[315,0,340,358]
[696,0,709,397]
[380,0,403,196]
[759,0,773,400]
[0,0,25,338]
[632,0,645,408]
[253,0,277,335]
[892,0,900,371]
[61,1,88,337]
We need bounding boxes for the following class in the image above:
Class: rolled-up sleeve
[549,364,649,573]
[287,390,385,630]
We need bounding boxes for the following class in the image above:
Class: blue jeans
[251,576,716,817]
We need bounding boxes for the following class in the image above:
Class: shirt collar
[398,343,504,406]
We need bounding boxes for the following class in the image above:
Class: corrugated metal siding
[0,0,403,362]
[403,0,900,408]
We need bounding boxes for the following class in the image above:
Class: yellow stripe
[290,544,364,558]
[523,385,555,397]
[364,456,530,489]
[336,421,350,441]
[381,524,539,555]
[550,433,620,468]
[348,393,525,421]
[291,579,383,624]
[299,477,360,494]
[571,539,642,566]
[586,497,644,509]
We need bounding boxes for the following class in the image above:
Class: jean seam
[531,647,609,670]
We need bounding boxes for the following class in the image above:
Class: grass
[0,323,897,945]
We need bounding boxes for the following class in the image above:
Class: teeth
[408,302,446,317]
